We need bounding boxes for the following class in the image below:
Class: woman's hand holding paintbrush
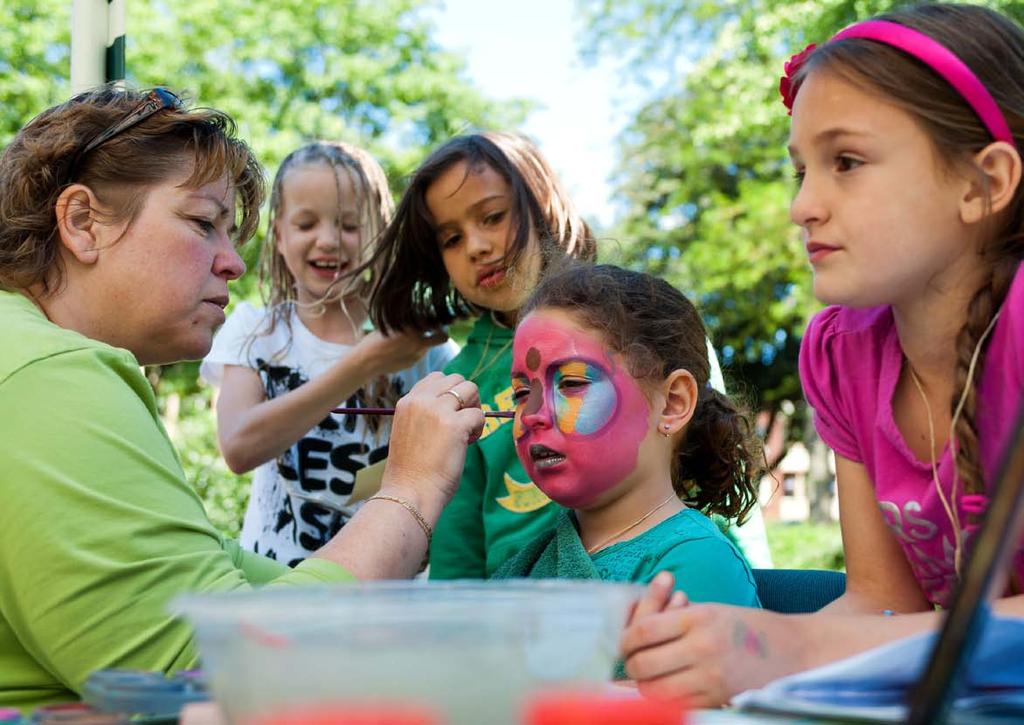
[317,372,484,578]
[379,372,486,507]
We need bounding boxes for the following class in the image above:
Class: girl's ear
[657,368,699,437]
[962,141,1023,223]
[54,184,104,265]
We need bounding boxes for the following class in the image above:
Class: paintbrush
[331,406,515,418]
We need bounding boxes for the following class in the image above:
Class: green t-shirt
[0,291,354,713]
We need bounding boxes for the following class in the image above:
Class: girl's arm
[819,455,932,614]
[622,576,1024,709]
[216,331,441,473]
[618,454,940,707]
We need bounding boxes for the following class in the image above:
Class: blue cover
[733,616,1024,722]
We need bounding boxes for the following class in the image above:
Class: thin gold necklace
[905,309,1001,577]
[585,494,678,555]
[907,364,964,576]
[466,313,513,382]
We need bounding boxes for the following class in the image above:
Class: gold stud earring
[660,424,671,438]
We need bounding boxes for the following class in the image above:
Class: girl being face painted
[511,308,652,509]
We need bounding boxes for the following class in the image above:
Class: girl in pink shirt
[619,2,1024,707]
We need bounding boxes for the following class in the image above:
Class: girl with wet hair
[201,141,456,566]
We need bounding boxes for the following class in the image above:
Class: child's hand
[382,372,484,517]
[355,329,448,376]
[626,572,689,625]
[620,573,804,708]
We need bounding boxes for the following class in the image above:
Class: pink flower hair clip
[779,43,817,115]
[778,20,1013,143]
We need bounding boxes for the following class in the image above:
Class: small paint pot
[29,702,128,724]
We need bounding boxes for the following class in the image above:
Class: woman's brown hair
[522,263,763,522]
[796,3,1024,520]
[0,84,264,294]
[367,132,596,335]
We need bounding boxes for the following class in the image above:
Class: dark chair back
[752,568,846,614]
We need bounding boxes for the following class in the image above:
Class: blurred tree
[578,0,1021,410]
[0,0,526,535]
[0,1,72,146]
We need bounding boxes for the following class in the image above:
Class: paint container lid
[81,668,208,719]
[254,703,443,725]
[0,707,21,724]
[522,690,689,725]
[29,702,128,724]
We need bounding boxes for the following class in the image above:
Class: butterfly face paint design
[511,310,651,509]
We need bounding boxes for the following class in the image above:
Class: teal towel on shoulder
[492,509,599,580]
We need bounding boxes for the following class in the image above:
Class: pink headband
[780,19,1014,144]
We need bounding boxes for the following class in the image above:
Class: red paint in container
[254,703,442,725]
[523,690,689,725]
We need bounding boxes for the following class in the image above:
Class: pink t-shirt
[799,263,1023,607]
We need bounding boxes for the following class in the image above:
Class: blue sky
[428,0,642,228]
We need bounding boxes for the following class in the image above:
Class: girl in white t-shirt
[201,141,456,566]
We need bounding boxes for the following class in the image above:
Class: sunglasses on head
[77,87,183,161]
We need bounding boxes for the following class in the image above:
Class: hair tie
[780,19,1013,144]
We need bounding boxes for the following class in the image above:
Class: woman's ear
[54,184,104,265]
[961,141,1023,224]
[657,369,699,437]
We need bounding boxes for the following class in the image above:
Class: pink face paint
[511,311,651,509]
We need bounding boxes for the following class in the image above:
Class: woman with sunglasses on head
[0,86,483,713]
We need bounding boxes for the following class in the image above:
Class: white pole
[70,0,108,93]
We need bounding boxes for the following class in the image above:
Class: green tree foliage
[1,0,525,535]
[0,1,72,145]
[580,0,1021,408]
[128,0,527,178]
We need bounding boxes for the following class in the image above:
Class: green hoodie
[431,314,559,578]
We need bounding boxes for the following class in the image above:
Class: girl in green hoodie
[367,132,596,578]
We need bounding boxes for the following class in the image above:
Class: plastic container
[174,580,641,725]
